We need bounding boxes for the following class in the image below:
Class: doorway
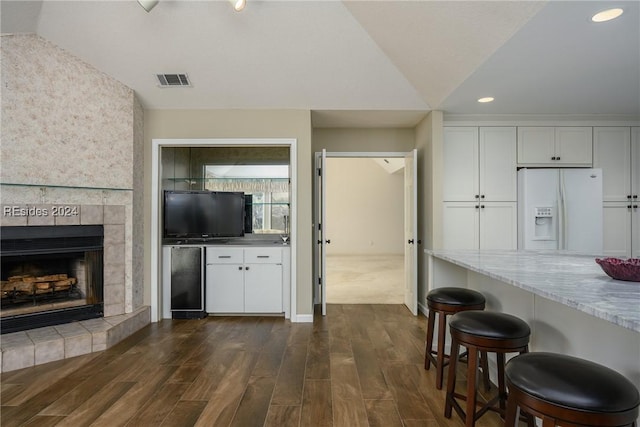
[324,157,404,303]
[314,150,418,316]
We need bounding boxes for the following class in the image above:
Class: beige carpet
[325,254,404,304]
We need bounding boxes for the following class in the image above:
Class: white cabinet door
[555,127,593,165]
[442,202,479,249]
[602,202,632,258]
[443,127,479,201]
[517,127,592,166]
[594,127,631,202]
[632,127,640,200]
[206,263,244,313]
[633,207,640,259]
[244,263,283,313]
[479,127,517,201]
[479,202,517,250]
[517,127,555,164]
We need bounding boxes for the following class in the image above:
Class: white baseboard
[292,314,313,323]
[418,301,428,316]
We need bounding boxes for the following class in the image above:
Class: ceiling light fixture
[478,97,494,103]
[230,0,246,12]
[591,8,624,22]
[138,0,158,12]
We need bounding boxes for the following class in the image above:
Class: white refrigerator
[518,168,603,253]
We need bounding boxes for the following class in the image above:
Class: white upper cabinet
[479,127,518,201]
[444,127,516,202]
[517,127,593,166]
[443,127,479,201]
[593,127,631,202]
[632,127,640,201]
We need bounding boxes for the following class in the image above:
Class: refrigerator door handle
[558,171,566,250]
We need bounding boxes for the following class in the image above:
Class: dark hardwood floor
[1,304,510,427]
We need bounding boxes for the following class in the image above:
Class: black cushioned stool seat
[444,311,531,427]
[424,287,486,389]
[504,352,640,427]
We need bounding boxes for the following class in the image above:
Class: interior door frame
[313,150,418,315]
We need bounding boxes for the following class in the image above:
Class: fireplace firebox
[1,225,104,334]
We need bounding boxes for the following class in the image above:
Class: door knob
[408,239,414,244]
[325,239,331,244]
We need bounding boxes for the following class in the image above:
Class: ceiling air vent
[156,73,191,87]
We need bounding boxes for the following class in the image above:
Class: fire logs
[1,274,77,297]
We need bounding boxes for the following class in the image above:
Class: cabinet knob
[475,195,480,199]
[551,156,556,160]
[629,195,633,199]
[475,205,480,209]
[480,195,485,199]
[634,195,638,199]
[238,266,243,270]
[480,205,485,209]
[634,205,639,209]
[556,157,560,160]
[245,266,250,270]
[628,205,633,209]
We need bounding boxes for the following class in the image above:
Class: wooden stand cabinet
[594,127,640,257]
[442,127,517,250]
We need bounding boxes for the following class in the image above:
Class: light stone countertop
[426,250,640,333]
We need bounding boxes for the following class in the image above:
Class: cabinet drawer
[244,248,282,264]
[206,247,243,264]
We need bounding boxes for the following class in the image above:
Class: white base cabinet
[205,247,283,314]
[443,202,517,250]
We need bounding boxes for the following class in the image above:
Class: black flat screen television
[164,190,245,239]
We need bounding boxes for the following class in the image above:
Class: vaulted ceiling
[2,1,638,127]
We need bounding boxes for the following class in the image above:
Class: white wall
[325,158,404,255]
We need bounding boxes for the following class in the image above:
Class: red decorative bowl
[595,258,640,282]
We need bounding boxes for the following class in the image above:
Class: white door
[404,149,418,315]
[319,149,327,315]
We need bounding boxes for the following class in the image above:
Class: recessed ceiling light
[478,97,494,103]
[591,8,624,22]
[230,0,246,11]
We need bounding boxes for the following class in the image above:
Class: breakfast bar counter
[426,249,640,395]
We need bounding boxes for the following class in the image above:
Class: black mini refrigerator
[170,246,206,319]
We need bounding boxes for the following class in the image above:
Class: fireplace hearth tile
[1,332,35,371]
[0,306,150,372]
[27,327,65,365]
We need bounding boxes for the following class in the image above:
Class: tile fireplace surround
[0,204,150,372]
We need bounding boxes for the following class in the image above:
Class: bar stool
[505,352,640,427]
[444,311,530,427]
[424,287,486,389]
